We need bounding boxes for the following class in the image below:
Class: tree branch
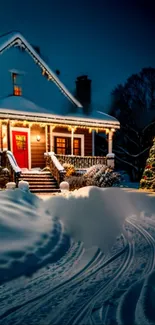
[115,145,149,158]
[114,154,138,171]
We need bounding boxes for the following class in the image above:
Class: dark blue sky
[0,0,155,112]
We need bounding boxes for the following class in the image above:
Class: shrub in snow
[65,164,121,190]
[2,168,9,174]
[0,167,10,188]
[84,164,104,178]
[93,168,121,187]
[60,181,69,192]
[6,182,16,189]
[65,175,89,191]
[63,163,75,177]
[18,180,29,192]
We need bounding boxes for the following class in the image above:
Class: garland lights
[0,119,116,134]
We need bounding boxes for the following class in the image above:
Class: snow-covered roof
[0,31,120,129]
[66,110,118,123]
[0,94,120,128]
[0,31,82,108]
[0,95,49,113]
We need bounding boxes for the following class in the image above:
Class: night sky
[0,0,155,113]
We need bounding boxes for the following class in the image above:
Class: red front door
[12,130,29,168]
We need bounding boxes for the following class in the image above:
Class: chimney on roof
[76,75,91,105]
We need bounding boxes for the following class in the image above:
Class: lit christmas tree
[140,137,155,190]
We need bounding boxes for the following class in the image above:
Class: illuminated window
[16,135,26,150]
[73,139,81,155]
[54,137,81,155]
[14,86,22,96]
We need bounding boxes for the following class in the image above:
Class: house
[0,31,120,190]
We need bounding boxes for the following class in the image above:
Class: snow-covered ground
[0,186,155,325]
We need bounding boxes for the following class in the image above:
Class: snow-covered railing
[6,151,21,174]
[1,150,21,186]
[55,154,107,169]
[44,152,66,185]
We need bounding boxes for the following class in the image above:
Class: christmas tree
[140,137,155,190]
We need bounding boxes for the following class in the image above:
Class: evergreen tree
[140,137,155,190]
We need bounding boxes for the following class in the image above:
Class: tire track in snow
[52,235,132,325]
[100,218,155,325]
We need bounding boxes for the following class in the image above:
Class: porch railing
[55,154,107,169]
[44,152,66,185]
[0,150,21,187]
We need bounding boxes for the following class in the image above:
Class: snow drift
[0,186,154,284]
[0,189,70,284]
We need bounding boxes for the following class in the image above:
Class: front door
[12,130,29,168]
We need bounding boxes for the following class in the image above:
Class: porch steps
[19,172,61,194]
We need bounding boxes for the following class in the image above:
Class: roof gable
[0,31,82,108]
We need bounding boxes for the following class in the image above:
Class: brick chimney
[76,75,91,105]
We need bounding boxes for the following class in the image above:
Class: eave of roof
[0,108,120,129]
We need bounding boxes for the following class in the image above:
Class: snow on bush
[65,164,121,190]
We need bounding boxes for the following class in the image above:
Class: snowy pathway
[0,187,155,324]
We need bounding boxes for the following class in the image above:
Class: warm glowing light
[42,69,45,76]
[36,135,41,142]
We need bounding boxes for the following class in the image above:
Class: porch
[44,152,108,186]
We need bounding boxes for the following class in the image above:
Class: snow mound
[0,186,152,285]
[44,186,138,252]
[0,189,70,284]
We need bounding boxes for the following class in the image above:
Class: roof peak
[0,31,82,108]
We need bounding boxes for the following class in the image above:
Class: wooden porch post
[50,126,55,152]
[92,130,95,156]
[108,130,113,154]
[71,127,74,155]
[7,120,11,151]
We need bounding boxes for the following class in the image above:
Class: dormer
[10,69,24,96]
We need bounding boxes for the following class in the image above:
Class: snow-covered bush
[93,168,121,187]
[65,175,89,191]
[63,163,75,177]
[0,167,10,188]
[84,164,105,178]
[65,164,121,190]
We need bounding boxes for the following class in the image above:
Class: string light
[1,119,117,133]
